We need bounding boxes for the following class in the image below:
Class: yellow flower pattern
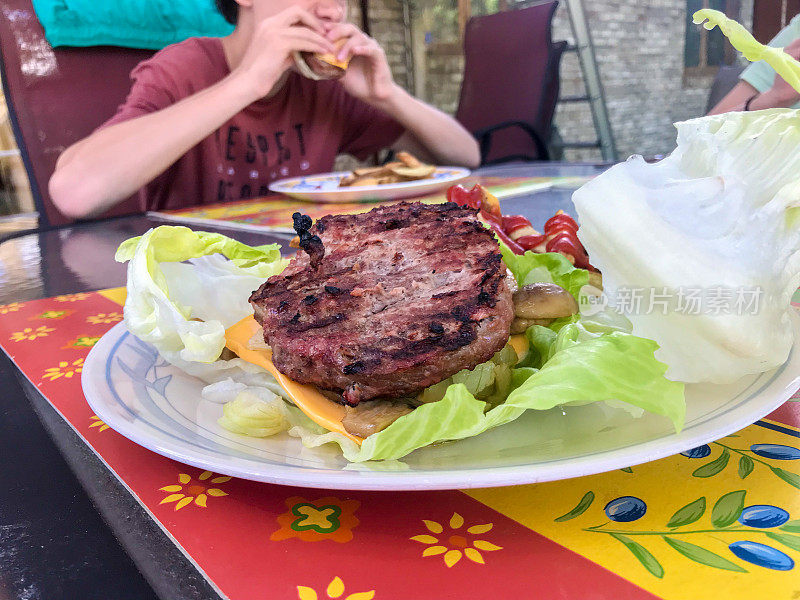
[33,310,72,320]
[62,335,101,349]
[0,302,23,314]
[42,358,84,381]
[89,415,109,432]
[86,312,123,325]
[54,293,91,302]
[410,513,502,567]
[297,576,375,600]
[159,471,231,511]
[10,326,55,342]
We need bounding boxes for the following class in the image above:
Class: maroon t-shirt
[101,37,405,211]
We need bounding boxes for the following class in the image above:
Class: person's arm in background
[49,7,333,219]
[708,33,800,114]
[327,23,480,168]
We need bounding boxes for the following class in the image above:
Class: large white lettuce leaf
[115,226,287,382]
[573,110,800,383]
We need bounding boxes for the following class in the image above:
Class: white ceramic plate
[268,168,470,203]
[82,318,800,491]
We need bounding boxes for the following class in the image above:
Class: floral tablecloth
[1,290,799,600]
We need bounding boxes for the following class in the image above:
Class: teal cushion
[32,0,234,50]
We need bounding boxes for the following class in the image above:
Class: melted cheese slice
[225,315,530,446]
[225,315,363,445]
[317,38,351,71]
[316,51,350,71]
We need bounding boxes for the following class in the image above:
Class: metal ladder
[556,0,617,161]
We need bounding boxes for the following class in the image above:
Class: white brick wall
[362,0,755,163]
[550,0,753,161]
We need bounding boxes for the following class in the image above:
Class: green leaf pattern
[609,533,664,578]
[662,537,747,572]
[780,519,800,534]
[554,492,595,522]
[738,455,754,479]
[692,449,730,478]
[710,490,746,528]
[666,497,706,528]
[770,467,800,490]
[766,532,800,552]
[552,432,800,579]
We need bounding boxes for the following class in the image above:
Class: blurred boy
[708,15,800,114]
[49,0,479,218]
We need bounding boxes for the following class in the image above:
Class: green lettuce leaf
[301,327,685,462]
[116,226,286,367]
[501,331,685,429]
[693,10,800,94]
[499,243,590,301]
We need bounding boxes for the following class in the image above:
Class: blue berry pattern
[729,541,795,571]
[604,496,647,522]
[681,445,712,458]
[738,505,790,528]
[750,444,800,460]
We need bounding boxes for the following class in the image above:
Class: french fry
[338,152,436,188]
[396,151,422,168]
[349,176,382,187]
[352,166,387,176]
[389,165,436,179]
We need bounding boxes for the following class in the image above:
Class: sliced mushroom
[512,283,579,320]
[341,400,413,438]
[510,317,553,335]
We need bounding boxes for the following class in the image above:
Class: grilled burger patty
[249,202,514,405]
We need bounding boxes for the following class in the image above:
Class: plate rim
[268,167,471,196]
[82,319,800,491]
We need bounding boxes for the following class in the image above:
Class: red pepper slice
[544,214,579,235]
[515,234,548,251]
[502,215,530,232]
[546,231,586,256]
[446,184,483,210]
[480,212,525,254]
[546,233,590,269]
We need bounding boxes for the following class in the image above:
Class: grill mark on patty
[284,312,345,333]
[250,202,513,404]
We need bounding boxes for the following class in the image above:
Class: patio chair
[0,0,154,227]
[456,1,567,165]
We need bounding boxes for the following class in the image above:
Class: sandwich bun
[293,39,350,81]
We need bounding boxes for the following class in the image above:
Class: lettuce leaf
[299,325,685,462]
[693,10,800,94]
[115,226,287,381]
[574,108,800,383]
[499,243,590,301]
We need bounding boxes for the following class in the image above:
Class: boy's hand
[324,23,397,103]
[232,6,334,101]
